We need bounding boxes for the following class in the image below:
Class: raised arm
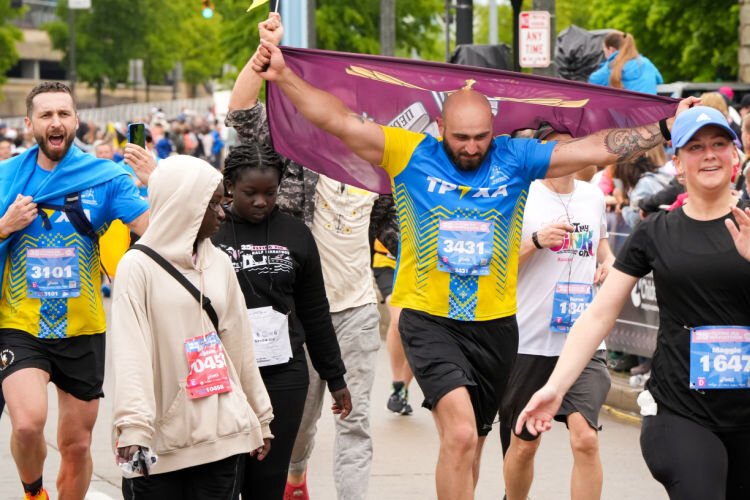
[253,40,385,166]
[228,12,283,112]
[546,96,700,179]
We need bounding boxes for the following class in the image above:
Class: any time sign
[519,11,551,68]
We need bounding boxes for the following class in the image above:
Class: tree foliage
[476,0,739,82]
[587,0,739,82]
[46,0,149,100]
[38,0,743,101]
[45,0,225,103]
[0,0,24,91]
[317,0,443,56]
[215,0,266,75]
[180,9,226,87]
[217,0,444,72]
[555,0,593,33]
[474,1,593,49]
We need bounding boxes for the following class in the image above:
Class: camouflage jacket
[225,102,399,256]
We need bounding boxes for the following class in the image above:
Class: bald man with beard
[251,32,691,499]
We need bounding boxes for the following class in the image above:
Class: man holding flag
[252,31,693,499]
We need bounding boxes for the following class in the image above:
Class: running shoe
[23,488,49,500]
[387,390,404,413]
[401,389,413,416]
[284,475,309,500]
[387,386,413,415]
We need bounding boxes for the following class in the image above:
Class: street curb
[602,405,641,426]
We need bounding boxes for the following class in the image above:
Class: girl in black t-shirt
[211,143,352,500]
[515,106,750,500]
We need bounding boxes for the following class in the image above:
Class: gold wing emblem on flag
[345,66,589,108]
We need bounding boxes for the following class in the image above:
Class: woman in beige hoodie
[111,155,273,499]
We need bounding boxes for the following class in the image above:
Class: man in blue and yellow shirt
[0,82,149,500]
[253,37,690,499]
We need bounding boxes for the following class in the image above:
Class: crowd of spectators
[0,106,229,169]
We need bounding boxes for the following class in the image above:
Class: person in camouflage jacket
[223,13,399,500]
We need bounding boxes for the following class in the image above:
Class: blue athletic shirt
[379,126,555,321]
[120,161,149,199]
[0,166,148,338]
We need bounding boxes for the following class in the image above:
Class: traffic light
[202,0,214,19]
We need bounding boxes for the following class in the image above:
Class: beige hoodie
[111,155,273,475]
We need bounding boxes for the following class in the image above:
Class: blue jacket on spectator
[589,52,663,95]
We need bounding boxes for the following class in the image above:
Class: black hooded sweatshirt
[212,206,346,391]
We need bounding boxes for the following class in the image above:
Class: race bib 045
[184,332,232,399]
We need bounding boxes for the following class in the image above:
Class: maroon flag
[267,47,677,194]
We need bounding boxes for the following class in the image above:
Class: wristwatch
[531,231,543,249]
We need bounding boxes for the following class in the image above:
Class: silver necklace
[547,179,575,223]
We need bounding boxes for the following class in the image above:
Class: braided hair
[223,142,285,186]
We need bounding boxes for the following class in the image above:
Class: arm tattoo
[604,124,663,159]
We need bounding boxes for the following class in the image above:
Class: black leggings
[641,411,750,500]
[122,454,245,500]
[242,386,308,499]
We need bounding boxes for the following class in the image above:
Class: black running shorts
[399,308,518,436]
[0,328,106,401]
[500,351,610,441]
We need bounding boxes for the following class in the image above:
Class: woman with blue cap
[515,105,750,500]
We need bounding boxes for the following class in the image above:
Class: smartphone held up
[128,123,146,148]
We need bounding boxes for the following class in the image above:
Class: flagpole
[444,0,452,62]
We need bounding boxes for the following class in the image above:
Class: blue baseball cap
[671,106,737,149]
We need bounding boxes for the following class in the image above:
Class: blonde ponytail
[603,31,640,89]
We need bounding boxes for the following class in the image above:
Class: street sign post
[66,0,93,95]
[519,10,551,68]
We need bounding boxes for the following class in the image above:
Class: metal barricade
[604,211,658,357]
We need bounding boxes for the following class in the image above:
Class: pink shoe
[284,474,309,500]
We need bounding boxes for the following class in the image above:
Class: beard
[35,128,75,163]
[443,142,487,172]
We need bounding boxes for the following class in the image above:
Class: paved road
[0,300,667,499]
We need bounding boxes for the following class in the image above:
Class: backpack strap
[129,244,220,332]
[37,192,111,280]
